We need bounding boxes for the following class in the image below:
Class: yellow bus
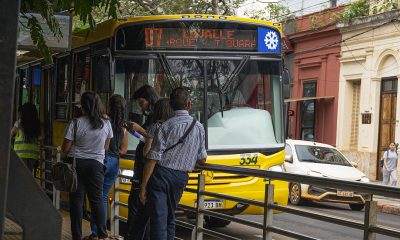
[16,14,288,228]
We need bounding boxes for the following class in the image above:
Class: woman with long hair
[87,94,129,240]
[11,103,41,173]
[62,91,113,240]
[126,85,159,240]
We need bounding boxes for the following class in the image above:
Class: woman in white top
[62,91,113,240]
[382,142,398,186]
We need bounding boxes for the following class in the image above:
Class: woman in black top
[126,85,159,240]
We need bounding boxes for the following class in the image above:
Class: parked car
[284,140,370,211]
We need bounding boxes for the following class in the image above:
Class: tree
[20,0,120,62]
[244,2,292,23]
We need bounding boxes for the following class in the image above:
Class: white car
[284,140,370,211]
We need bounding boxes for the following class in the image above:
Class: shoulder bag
[52,119,78,192]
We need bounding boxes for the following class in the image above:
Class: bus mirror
[92,54,114,93]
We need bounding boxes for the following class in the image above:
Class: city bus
[15,14,288,227]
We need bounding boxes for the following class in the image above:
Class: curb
[377,203,400,215]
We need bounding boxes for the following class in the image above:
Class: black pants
[69,159,107,240]
[126,183,150,240]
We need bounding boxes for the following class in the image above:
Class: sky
[237,0,352,18]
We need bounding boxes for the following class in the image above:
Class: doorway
[377,78,397,180]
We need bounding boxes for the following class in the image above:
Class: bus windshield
[116,57,283,151]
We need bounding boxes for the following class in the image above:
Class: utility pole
[0,0,20,238]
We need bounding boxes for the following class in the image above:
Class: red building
[285,6,344,146]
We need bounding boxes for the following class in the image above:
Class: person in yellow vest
[10,103,40,173]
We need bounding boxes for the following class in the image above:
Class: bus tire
[349,203,365,211]
[205,216,231,228]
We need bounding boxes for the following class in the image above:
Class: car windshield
[294,145,352,166]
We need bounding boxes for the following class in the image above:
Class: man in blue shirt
[139,87,207,240]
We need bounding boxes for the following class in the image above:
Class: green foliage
[309,14,322,30]
[244,2,291,22]
[372,0,398,14]
[330,0,369,24]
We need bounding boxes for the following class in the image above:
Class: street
[175,201,400,240]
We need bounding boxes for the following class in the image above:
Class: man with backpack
[139,87,207,240]
[382,142,398,186]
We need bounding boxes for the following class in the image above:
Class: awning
[284,96,335,103]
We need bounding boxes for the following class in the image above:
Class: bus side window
[55,55,71,121]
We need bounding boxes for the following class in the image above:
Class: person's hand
[125,121,140,132]
[139,188,147,205]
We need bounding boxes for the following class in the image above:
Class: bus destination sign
[144,28,257,50]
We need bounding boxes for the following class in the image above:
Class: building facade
[337,9,400,183]
[286,6,343,146]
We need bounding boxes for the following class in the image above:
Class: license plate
[337,191,354,197]
[195,200,224,209]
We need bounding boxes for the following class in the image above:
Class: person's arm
[104,138,111,151]
[140,126,166,204]
[62,121,74,154]
[139,159,157,205]
[196,125,208,165]
[143,138,153,157]
[127,121,149,138]
[62,139,73,154]
[105,121,114,151]
[10,127,18,137]
[383,152,389,170]
[119,129,129,155]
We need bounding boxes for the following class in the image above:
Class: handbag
[52,119,78,192]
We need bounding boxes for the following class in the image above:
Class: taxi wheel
[205,216,231,228]
[289,183,304,205]
[349,203,365,211]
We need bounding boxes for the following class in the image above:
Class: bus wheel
[289,183,304,205]
[205,216,231,228]
[349,203,365,211]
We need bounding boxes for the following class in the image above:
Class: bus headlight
[120,169,134,184]
[268,164,285,172]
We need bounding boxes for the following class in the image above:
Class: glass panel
[55,56,71,120]
[383,80,393,92]
[72,51,91,118]
[19,68,29,105]
[117,59,173,150]
[206,60,282,149]
[116,57,283,151]
[294,145,351,166]
[167,59,205,122]
[301,81,316,140]
[31,66,41,115]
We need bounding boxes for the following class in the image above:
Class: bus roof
[72,14,282,49]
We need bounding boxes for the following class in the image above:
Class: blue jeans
[90,155,119,236]
[147,165,189,240]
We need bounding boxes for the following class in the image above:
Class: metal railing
[34,145,61,209]
[111,162,400,240]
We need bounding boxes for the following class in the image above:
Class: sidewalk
[371,181,400,216]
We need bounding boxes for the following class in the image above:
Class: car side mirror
[285,155,293,163]
[351,161,358,168]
